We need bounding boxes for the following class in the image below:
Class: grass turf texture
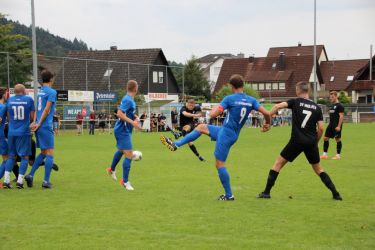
[1,124,374,249]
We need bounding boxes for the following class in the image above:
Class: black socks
[319,172,339,196]
[337,141,342,154]
[264,169,279,194]
[323,140,329,152]
[189,144,200,157]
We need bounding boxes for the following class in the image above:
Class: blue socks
[218,167,233,198]
[19,158,29,176]
[122,157,132,183]
[175,130,201,147]
[5,157,15,172]
[111,151,123,171]
[0,160,7,178]
[44,155,54,183]
[29,153,46,177]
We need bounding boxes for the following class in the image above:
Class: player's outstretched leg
[313,164,342,200]
[167,124,182,140]
[120,156,134,191]
[188,143,205,161]
[258,156,287,199]
[106,150,122,181]
[160,136,178,151]
[25,153,46,188]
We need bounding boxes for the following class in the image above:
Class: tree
[183,56,211,101]
[0,14,32,87]
[338,91,351,104]
[213,83,260,102]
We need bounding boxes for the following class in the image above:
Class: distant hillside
[0,17,89,56]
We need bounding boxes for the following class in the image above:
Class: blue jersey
[0,102,7,137]
[36,86,57,129]
[219,93,260,135]
[7,95,35,136]
[114,95,136,135]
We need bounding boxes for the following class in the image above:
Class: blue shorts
[208,125,238,162]
[36,127,54,149]
[8,135,32,157]
[0,137,8,155]
[115,132,132,151]
[53,122,59,129]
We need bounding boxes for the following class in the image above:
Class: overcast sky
[1,0,374,62]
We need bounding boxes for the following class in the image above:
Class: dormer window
[330,76,335,82]
[346,75,354,81]
[272,63,277,69]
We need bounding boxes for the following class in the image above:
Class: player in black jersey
[258,82,342,200]
[169,98,205,161]
[320,91,344,160]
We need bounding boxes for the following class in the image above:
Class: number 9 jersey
[287,98,323,145]
[36,86,57,129]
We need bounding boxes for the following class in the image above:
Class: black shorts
[180,122,197,132]
[325,125,342,139]
[280,140,320,165]
[99,121,106,128]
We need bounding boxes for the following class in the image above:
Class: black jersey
[328,102,344,128]
[287,98,323,145]
[179,105,201,127]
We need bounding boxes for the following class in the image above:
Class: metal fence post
[127,63,130,81]
[85,59,88,91]
[166,66,168,94]
[62,58,65,90]
[6,52,10,89]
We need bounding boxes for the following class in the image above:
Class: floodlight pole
[370,44,373,81]
[31,0,38,103]
[313,0,317,103]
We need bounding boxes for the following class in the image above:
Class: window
[330,76,335,82]
[266,83,272,90]
[214,67,221,76]
[158,71,164,83]
[279,82,286,90]
[153,71,164,83]
[346,75,354,81]
[258,83,265,90]
[252,83,258,90]
[153,71,158,83]
[272,83,278,90]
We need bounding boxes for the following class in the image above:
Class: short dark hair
[329,91,338,97]
[127,80,138,92]
[296,81,309,93]
[0,87,6,99]
[41,70,54,83]
[229,74,244,89]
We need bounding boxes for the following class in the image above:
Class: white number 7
[301,110,312,128]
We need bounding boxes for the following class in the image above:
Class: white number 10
[12,106,25,120]
[301,110,312,128]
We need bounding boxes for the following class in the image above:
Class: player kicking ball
[161,74,271,200]
[106,80,141,190]
[257,81,342,200]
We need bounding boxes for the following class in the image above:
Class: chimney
[298,42,302,47]
[278,52,286,70]
[248,53,255,63]
[237,53,245,58]
[110,45,117,51]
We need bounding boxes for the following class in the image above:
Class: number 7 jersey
[287,98,323,144]
[219,93,261,136]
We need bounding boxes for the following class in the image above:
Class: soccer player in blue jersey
[3,84,35,189]
[25,70,57,189]
[106,80,141,190]
[0,87,9,187]
[161,74,271,200]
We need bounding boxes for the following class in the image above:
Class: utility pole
[31,0,38,103]
[313,0,317,102]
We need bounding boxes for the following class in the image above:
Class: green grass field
[1,124,375,249]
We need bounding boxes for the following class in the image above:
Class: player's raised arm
[270,102,288,116]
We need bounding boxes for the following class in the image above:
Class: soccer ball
[132,150,142,161]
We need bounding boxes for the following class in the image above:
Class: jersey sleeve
[286,99,295,109]
[179,106,186,115]
[252,98,261,111]
[219,96,230,110]
[48,90,57,103]
[337,104,344,113]
[119,98,130,113]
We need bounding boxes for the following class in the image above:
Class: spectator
[159,113,167,131]
[89,111,96,135]
[98,112,106,133]
[53,111,60,136]
[140,112,147,128]
[76,112,83,135]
